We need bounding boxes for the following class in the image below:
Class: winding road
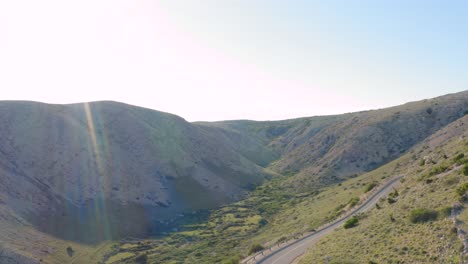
[247,176,403,264]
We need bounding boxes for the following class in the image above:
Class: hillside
[104,99,468,264]
[0,101,274,244]
[299,112,468,263]
[207,91,468,190]
[1,91,468,263]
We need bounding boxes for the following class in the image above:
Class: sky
[0,1,467,121]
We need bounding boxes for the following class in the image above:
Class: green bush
[135,254,148,264]
[389,189,399,198]
[343,216,359,229]
[428,164,448,176]
[409,208,438,223]
[348,197,360,207]
[419,159,426,166]
[276,236,288,244]
[456,182,468,196]
[463,164,468,176]
[453,153,465,163]
[66,246,74,257]
[248,244,264,255]
[363,182,377,193]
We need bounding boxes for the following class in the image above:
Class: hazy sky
[1,1,467,121]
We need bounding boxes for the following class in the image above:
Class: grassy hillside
[299,115,468,263]
[0,101,275,261]
[104,109,468,264]
[1,91,468,263]
[101,130,419,263]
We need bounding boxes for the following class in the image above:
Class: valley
[1,91,468,263]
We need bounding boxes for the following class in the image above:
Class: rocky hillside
[94,92,468,264]
[0,101,274,243]
[208,91,468,190]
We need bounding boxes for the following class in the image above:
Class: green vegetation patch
[343,217,359,229]
[463,163,468,176]
[248,244,264,255]
[428,164,449,176]
[456,182,468,197]
[453,153,465,164]
[409,208,439,223]
[363,182,377,193]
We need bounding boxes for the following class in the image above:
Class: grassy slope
[2,92,468,263]
[103,134,414,263]
[299,116,468,263]
[107,115,468,264]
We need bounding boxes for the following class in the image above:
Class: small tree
[344,217,359,229]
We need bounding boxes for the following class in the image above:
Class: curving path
[247,176,403,264]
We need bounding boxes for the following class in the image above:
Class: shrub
[276,236,288,244]
[409,208,438,223]
[248,244,264,255]
[419,159,426,166]
[135,254,148,264]
[343,217,359,229]
[66,246,74,257]
[259,218,268,227]
[463,164,468,176]
[387,197,397,204]
[364,182,377,193]
[388,189,399,199]
[428,164,448,176]
[454,153,465,163]
[348,197,360,207]
[456,182,468,196]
